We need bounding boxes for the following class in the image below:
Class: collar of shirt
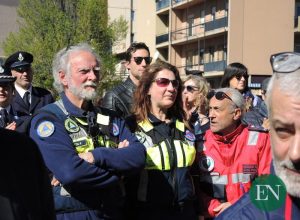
[14,83,32,98]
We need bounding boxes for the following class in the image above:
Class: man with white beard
[215,52,300,220]
[29,43,146,220]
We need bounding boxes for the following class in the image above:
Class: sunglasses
[234,74,248,81]
[12,66,31,73]
[207,90,233,102]
[132,56,152,65]
[183,85,199,92]
[153,78,179,88]
[270,52,300,73]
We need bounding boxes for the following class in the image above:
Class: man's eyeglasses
[12,66,31,73]
[207,90,233,102]
[234,74,248,81]
[182,85,199,92]
[132,57,152,65]
[270,52,300,73]
[153,78,179,88]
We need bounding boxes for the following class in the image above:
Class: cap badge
[18,53,24,61]
[0,66,4,73]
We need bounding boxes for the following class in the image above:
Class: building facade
[155,0,294,88]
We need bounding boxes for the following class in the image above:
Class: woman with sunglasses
[125,60,198,220]
[182,75,210,139]
[220,62,262,110]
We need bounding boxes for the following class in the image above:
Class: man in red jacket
[197,87,271,218]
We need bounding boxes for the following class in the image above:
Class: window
[209,46,215,62]
[211,6,216,21]
[199,49,204,64]
[187,50,193,68]
[225,1,228,16]
[188,15,194,36]
[200,10,205,24]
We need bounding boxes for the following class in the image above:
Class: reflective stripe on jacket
[197,124,271,217]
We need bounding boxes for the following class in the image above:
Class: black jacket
[101,77,136,119]
[0,128,55,220]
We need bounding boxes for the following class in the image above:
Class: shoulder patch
[37,121,55,137]
[185,130,196,142]
[64,118,80,133]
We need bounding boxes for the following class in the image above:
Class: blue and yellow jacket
[29,92,145,219]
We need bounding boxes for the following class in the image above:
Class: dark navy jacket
[12,86,54,117]
[29,93,146,220]
[215,192,300,220]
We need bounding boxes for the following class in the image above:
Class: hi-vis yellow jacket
[133,118,196,207]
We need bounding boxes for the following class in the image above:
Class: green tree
[3,0,127,98]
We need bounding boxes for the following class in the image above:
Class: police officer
[4,51,54,118]
[29,43,145,220]
[0,65,27,132]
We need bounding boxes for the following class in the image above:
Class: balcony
[204,60,226,72]
[156,33,169,44]
[205,17,228,32]
[171,23,205,42]
[156,0,170,11]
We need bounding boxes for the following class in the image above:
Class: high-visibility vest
[41,100,118,153]
[136,119,196,171]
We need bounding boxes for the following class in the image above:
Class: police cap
[4,51,33,69]
[0,65,16,85]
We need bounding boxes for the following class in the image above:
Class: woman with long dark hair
[126,60,197,220]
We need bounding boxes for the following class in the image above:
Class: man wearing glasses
[215,52,300,219]
[197,87,271,218]
[4,51,54,119]
[102,42,152,119]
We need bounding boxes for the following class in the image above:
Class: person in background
[198,87,271,218]
[0,65,18,130]
[29,43,145,220]
[182,74,210,139]
[126,61,198,220]
[0,127,55,220]
[216,52,300,220]
[220,62,262,109]
[4,51,54,118]
[102,42,152,118]
[242,77,271,130]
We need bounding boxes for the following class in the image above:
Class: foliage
[2,0,128,98]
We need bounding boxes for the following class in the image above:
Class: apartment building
[108,0,156,77]
[155,0,294,88]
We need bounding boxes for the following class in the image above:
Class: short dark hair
[220,62,249,91]
[125,42,150,61]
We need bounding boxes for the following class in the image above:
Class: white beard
[69,81,98,101]
[273,158,300,198]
